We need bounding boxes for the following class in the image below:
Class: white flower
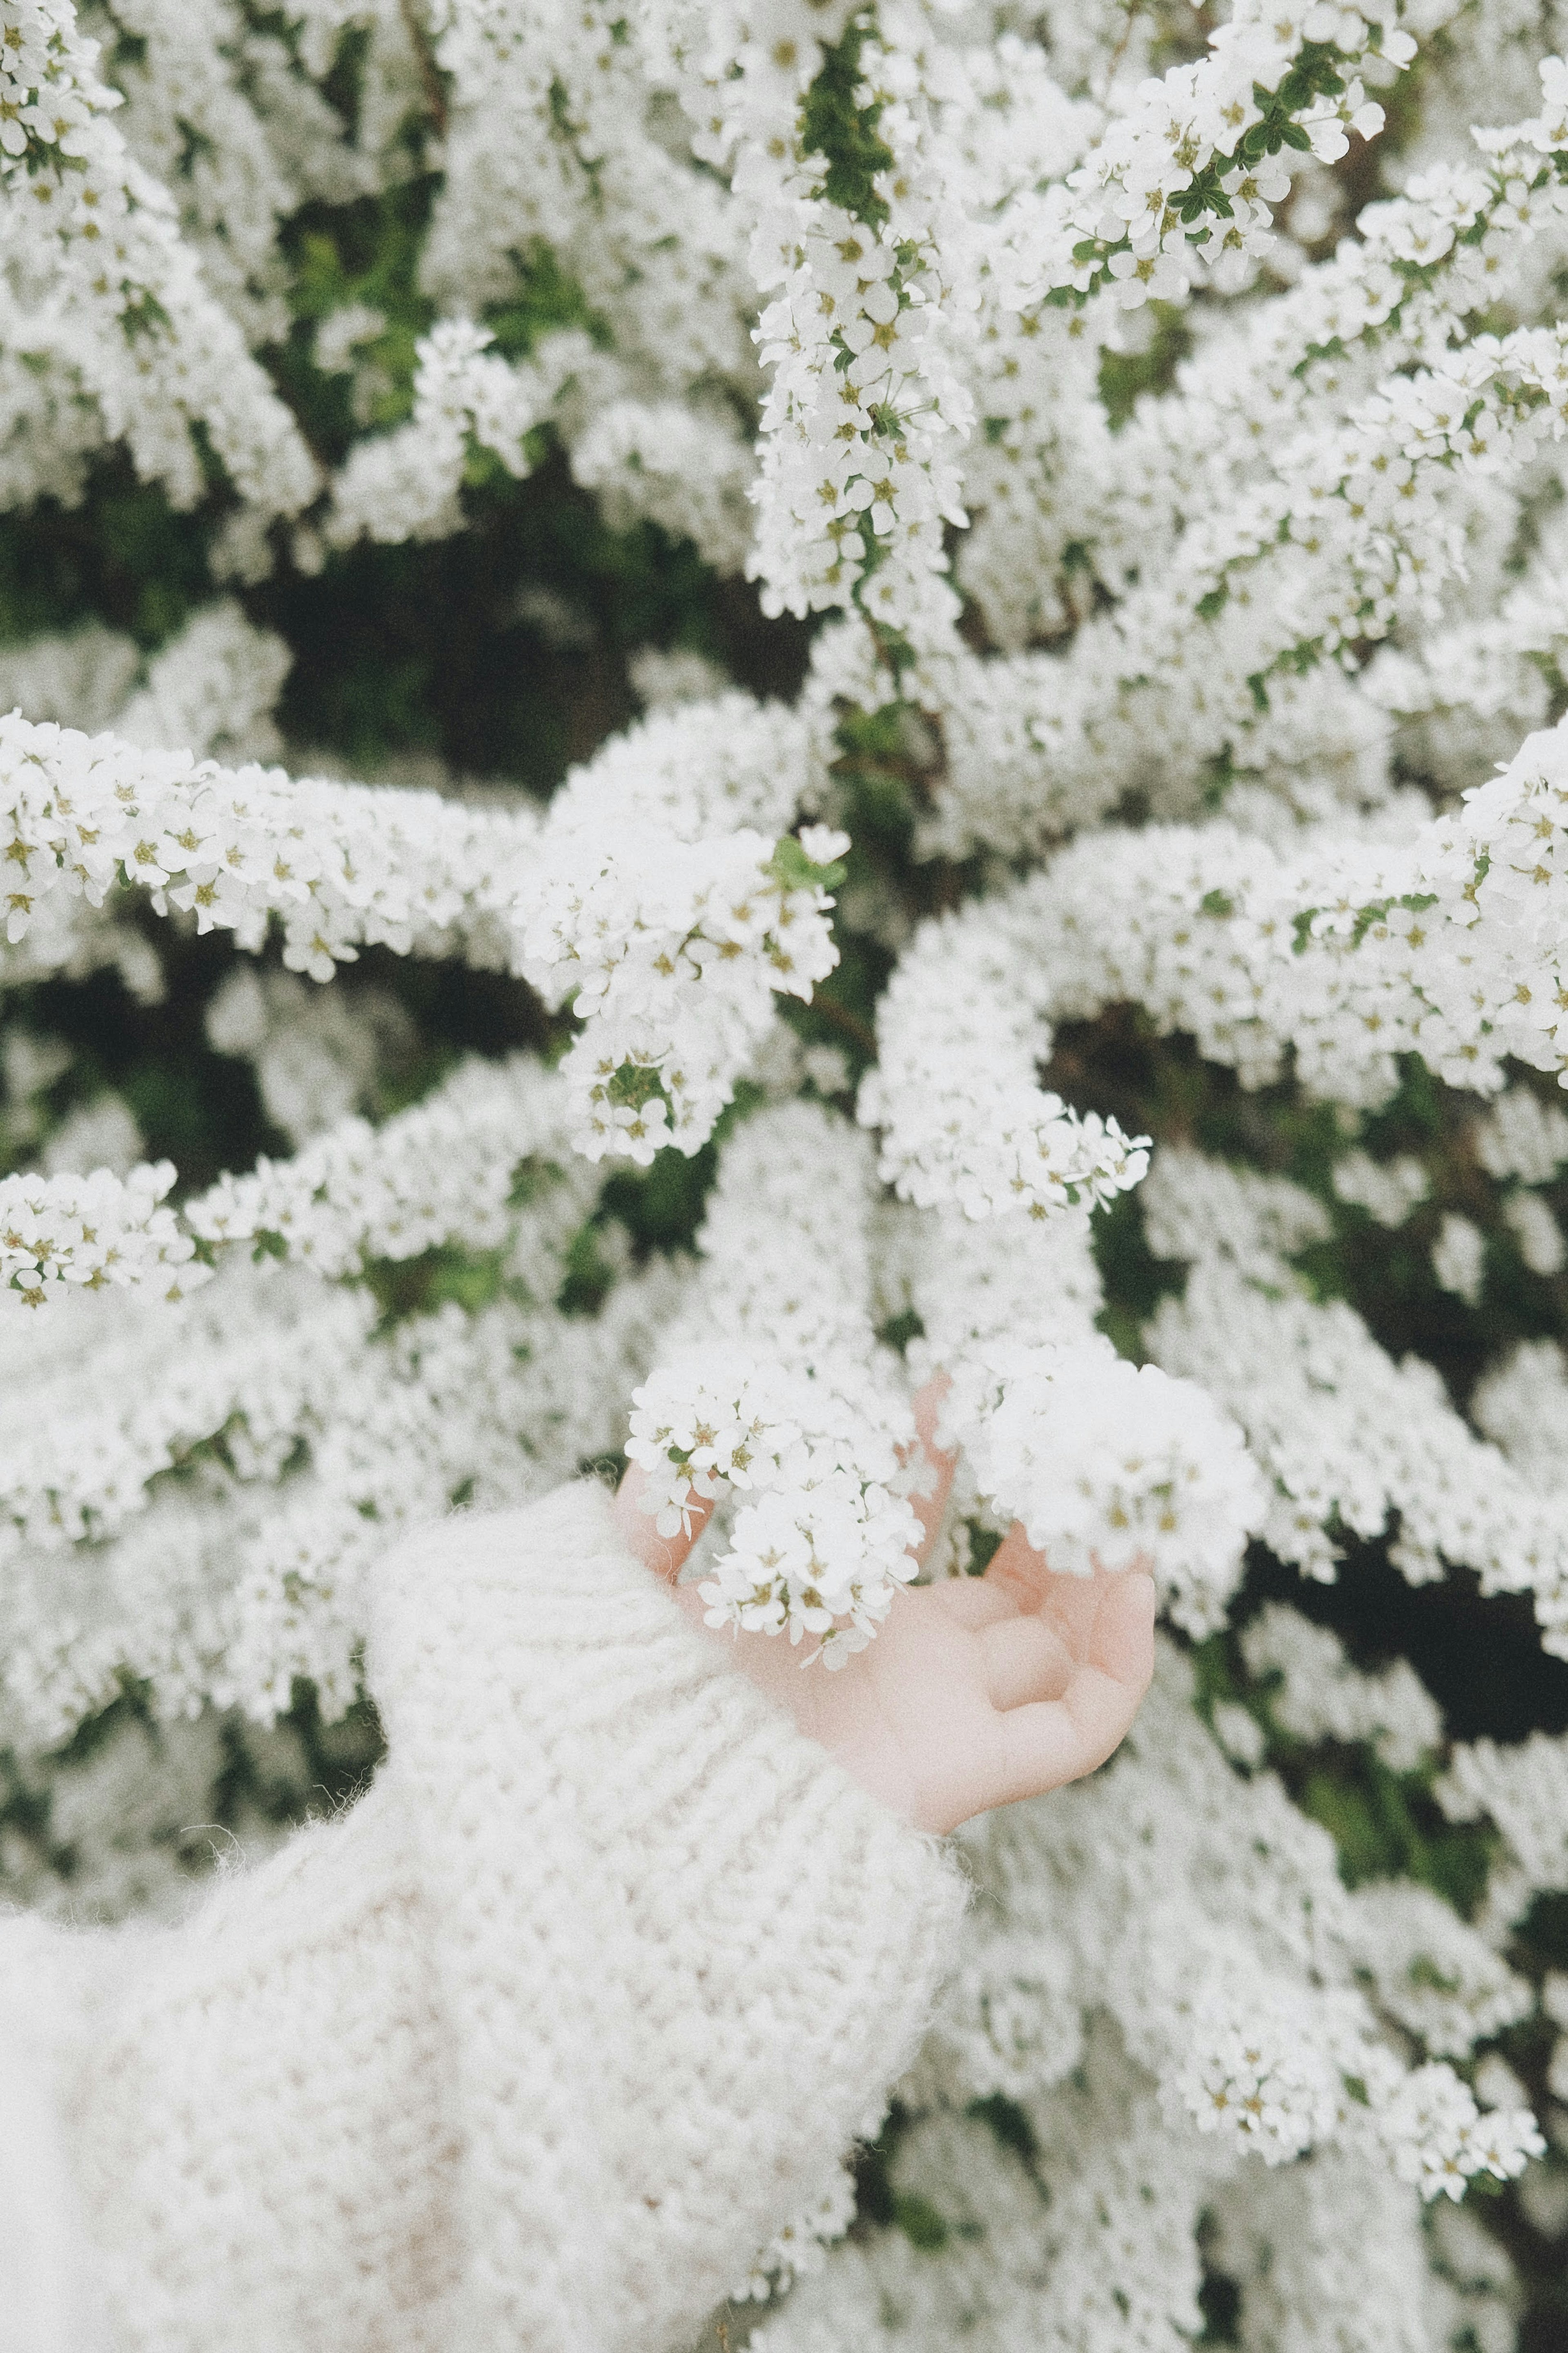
[1432,1212,1486,1307]
[938,1335,1266,1633]
[797,824,851,866]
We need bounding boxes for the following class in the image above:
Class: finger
[991,1577,1157,1800]
[907,1372,958,1568]
[978,1611,1074,1710]
[986,1528,1143,1659]
[928,1576,1017,1630]
[993,1653,1146,1803]
[1089,1570,1157,1695]
[984,1522,1054,1613]
[1036,1567,1111,1657]
[992,1515,1105,1647]
[611,1460,715,1585]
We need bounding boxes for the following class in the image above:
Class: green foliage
[363,1240,513,1327]
[14,932,281,1192]
[891,2190,951,2251]
[0,1682,388,1916]
[800,16,895,226]
[483,240,610,360]
[1196,2213,1244,2346]
[276,178,440,454]
[0,184,808,780]
[1098,303,1194,428]
[1294,1754,1494,1909]
[555,1215,622,1318]
[1052,1010,1568,1413]
[1189,1626,1499,1911]
[876,1305,924,1355]
[258,453,779,782]
[967,2092,1040,2170]
[1091,1184,1185,1361]
[0,458,218,649]
[768,832,848,892]
[601,1137,718,1255]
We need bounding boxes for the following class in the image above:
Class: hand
[612,1375,1156,1837]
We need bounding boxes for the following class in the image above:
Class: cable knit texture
[0,1479,970,2353]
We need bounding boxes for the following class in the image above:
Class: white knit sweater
[0,1481,970,2353]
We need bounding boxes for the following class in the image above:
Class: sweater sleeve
[4,1479,969,2353]
[365,1478,971,2351]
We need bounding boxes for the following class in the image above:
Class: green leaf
[768,834,847,893]
[892,2192,949,2252]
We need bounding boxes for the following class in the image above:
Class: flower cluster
[762,1638,1544,2353]
[627,1345,923,1661]
[877,1187,1267,1625]
[318,0,765,572]
[428,0,753,386]
[0,692,835,1166]
[859,904,1150,1219]
[994,0,1404,314]
[0,602,288,765]
[627,1102,923,1663]
[1349,1883,1533,2059]
[1332,1146,1429,1227]
[0,1261,371,1555]
[1473,1334,1568,1493]
[0,1160,205,1312]
[114,603,292,766]
[0,1247,682,1743]
[187,1055,587,1281]
[1477,1083,1568,1184]
[1240,1604,1443,1771]
[1370,2060,1546,2204]
[738,9,976,648]
[521,822,844,1164]
[325,323,588,551]
[904,55,1568,863]
[886,1195,1106,1376]
[569,396,757,575]
[1439,1731,1568,1905]
[866,716,1568,1218]
[936,1336,1266,1635]
[0,0,319,515]
[204,964,410,1149]
[517,692,840,1160]
[1178,1992,1356,2166]
[0,711,544,977]
[1181,1992,1544,2196]
[1144,1148,1568,1645]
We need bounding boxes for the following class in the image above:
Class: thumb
[611,1459,716,1586]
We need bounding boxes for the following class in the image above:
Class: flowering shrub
[3,0,1568,2344]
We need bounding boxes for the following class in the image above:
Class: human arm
[613,1373,1158,1837]
[2,1478,971,2353]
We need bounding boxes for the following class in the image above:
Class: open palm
[612,1379,1155,1836]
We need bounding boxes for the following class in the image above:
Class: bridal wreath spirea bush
[6,0,1568,2340]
